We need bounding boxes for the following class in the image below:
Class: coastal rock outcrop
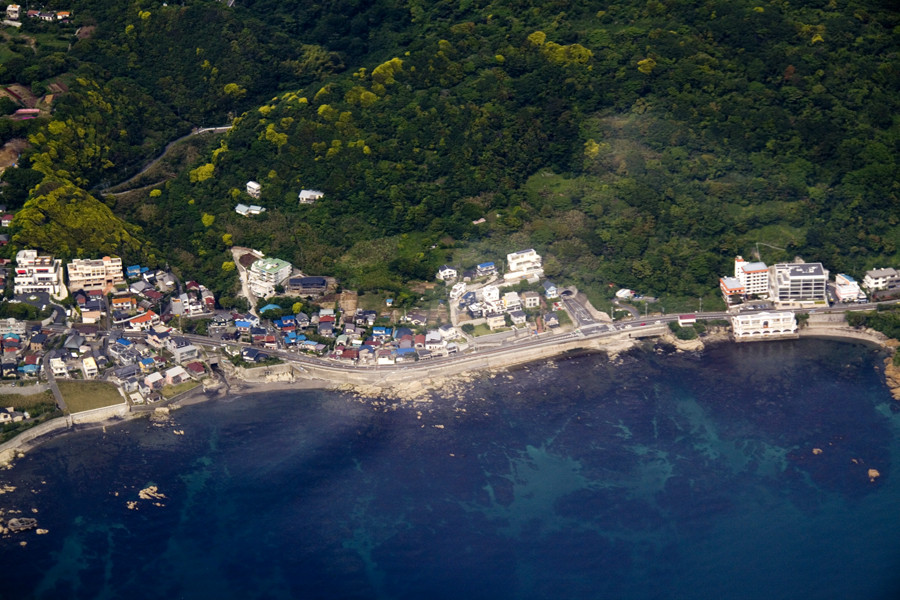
[7,517,38,532]
[883,358,900,401]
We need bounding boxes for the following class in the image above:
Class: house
[185,362,205,376]
[509,310,527,325]
[139,357,156,373]
[0,234,9,246]
[0,407,27,423]
[28,333,47,351]
[128,311,160,331]
[449,282,467,300]
[286,276,328,296]
[6,5,20,20]
[502,291,522,312]
[50,357,68,377]
[678,314,697,327]
[544,312,560,328]
[167,337,199,364]
[248,256,292,298]
[235,203,251,216]
[436,265,458,281]
[467,302,484,318]
[406,312,427,326]
[164,365,189,385]
[1,214,13,227]
[863,268,900,292]
[145,372,165,390]
[67,256,125,293]
[82,356,99,379]
[733,256,769,298]
[298,190,324,204]
[248,205,266,215]
[438,324,457,340]
[111,296,137,312]
[769,263,829,306]
[486,313,507,330]
[522,291,541,309]
[482,285,500,303]
[56,11,71,20]
[543,281,559,300]
[476,262,497,277]
[126,265,142,279]
[14,249,64,295]
[246,181,261,198]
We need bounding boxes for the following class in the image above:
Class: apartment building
[734,256,769,297]
[731,311,798,341]
[862,268,899,291]
[14,249,63,295]
[248,257,292,298]
[67,256,125,293]
[769,262,829,305]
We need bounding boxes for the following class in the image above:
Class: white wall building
[248,257,292,298]
[436,265,458,281]
[507,249,542,273]
[502,291,522,312]
[246,181,261,198]
[769,262,829,305]
[734,256,769,297]
[14,249,63,295]
[67,256,125,293]
[862,268,899,291]
[82,356,99,379]
[731,311,798,341]
[299,190,324,204]
[481,285,500,303]
[449,282,467,300]
[834,274,866,303]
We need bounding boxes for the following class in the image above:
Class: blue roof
[19,364,40,373]
[260,304,281,313]
[477,261,495,268]
[126,265,141,273]
[838,274,856,282]
[235,320,251,328]
[140,267,150,273]
[397,347,416,355]
[116,338,133,346]
[297,334,307,341]
[140,357,155,365]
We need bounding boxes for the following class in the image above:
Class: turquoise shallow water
[1,338,899,599]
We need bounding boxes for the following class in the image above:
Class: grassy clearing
[57,381,124,413]
[0,389,63,444]
[161,380,200,399]
[0,389,57,411]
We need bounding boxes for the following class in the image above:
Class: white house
[863,268,899,292]
[82,356,99,379]
[50,357,67,377]
[436,265,458,281]
[522,291,540,309]
[6,5,20,20]
[449,282,467,300]
[481,285,500,303]
[543,281,559,300]
[502,291,522,312]
[235,204,251,216]
[299,190,324,204]
[246,181,261,198]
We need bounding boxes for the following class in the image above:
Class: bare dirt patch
[0,138,28,171]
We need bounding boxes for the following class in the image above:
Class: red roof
[24,355,39,365]
[185,362,205,373]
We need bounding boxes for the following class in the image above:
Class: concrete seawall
[799,324,893,347]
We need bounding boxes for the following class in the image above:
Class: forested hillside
[5,0,899,305]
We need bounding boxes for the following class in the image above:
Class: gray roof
[866,267,898,278]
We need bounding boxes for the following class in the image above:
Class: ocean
[1,338,899,600]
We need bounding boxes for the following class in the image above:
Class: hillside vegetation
[5,0,899,305]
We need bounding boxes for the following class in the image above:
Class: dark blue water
[2,339,899,600]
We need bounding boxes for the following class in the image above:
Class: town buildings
[505,249,543,280]
[769,262,829,306]
[67,256,125,293]
[14,249,64,296]
[248,257,292,298]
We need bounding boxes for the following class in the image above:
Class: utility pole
[699,297,703,314]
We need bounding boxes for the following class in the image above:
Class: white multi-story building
[834,274,866,303]
[731,311,798,341]
[502,291,522,312]
[719,276,745,303]
[14,249,63,295]
[246,181,261,198]
[7,5,20,20]
[248,257,292,298]
[299,190,324,204]
[481,285,500,303]
[449,282,467,300]
[734,256,769,297]
[67,256,125,293]
[862,268,899,292]
[769,262,829,305]
[507,249,542,273]
[436,265,458,281]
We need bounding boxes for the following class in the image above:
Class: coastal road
[41,353,67,413]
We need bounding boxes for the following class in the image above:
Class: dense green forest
[3,0,899,306]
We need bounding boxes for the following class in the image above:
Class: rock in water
[7,517,38,532]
